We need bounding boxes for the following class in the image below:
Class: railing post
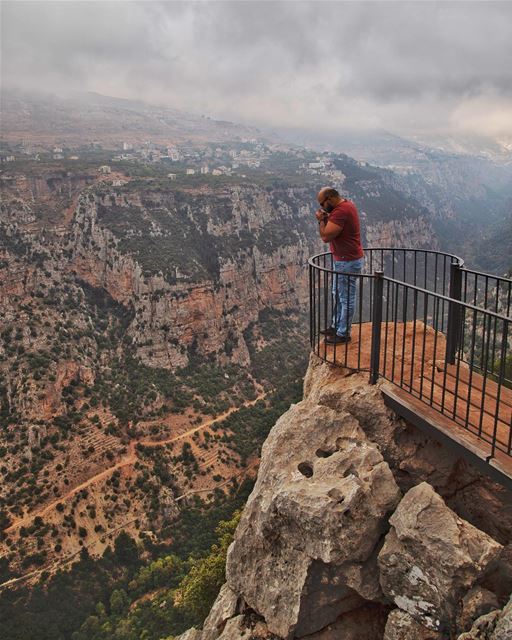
[446,261,463,365]
[309,263,313,348]
[370,270,384,385]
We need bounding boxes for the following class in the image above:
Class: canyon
[0,154,441,583]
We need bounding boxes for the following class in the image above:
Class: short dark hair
[323,188,339,199]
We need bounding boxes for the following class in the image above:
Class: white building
[167,146,181,161]
[168,173,177,180]
[308,162,324,169]
[186,169,196,175]
[99,165,111,174]
[123,142,133,151]
[200,165,210,174]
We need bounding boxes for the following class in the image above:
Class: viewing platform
[309,249,512,489]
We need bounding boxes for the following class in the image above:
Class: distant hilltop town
[0,137,357,185]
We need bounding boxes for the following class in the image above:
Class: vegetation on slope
[0,491,248,640]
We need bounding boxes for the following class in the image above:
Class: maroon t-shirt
[328,199,364,261]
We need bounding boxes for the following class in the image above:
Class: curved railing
[309,247,512,466]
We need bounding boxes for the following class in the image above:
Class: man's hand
[315,208,327,221]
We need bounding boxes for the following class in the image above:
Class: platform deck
[317,321,512,484]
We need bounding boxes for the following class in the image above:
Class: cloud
[1,0,512,138]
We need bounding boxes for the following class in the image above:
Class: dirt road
[4,393,267,534]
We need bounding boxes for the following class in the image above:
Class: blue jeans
[332,257,364,337]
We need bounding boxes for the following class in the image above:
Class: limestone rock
[202,584,241,640]
[457,596,512,640]
[216,616,246,640]
[303,360,401,462]
[378,482,502,633]
[457,587,499,633]
[305,357,512,548]
[492,595,512,639]
[226,400,401,639]
[457,610,502,640]
[384,609,444,640]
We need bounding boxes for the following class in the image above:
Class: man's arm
[318,218,343,242]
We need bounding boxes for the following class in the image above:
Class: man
[315,187,364,344]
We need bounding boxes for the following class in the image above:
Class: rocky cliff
[68,183,319,369]
[178,355,512,640]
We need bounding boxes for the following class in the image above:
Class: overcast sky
[2,1,512,140]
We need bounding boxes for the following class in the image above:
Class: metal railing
[309,248,512,463]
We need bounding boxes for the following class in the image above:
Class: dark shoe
[319,327,336,337]
[324,334,351,344]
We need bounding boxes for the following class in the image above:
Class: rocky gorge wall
[177,355,512,640]
[67,182,439,370]
[68,185,318,369]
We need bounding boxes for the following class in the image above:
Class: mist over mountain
[0,89,269,148]
[275,123,512,274]
[277,126,512,167]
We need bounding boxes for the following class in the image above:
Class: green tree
[173,510,241,622]
[114,531,139,566]
[110,588,129,616]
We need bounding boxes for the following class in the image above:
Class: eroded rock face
[202,584,241,640]
[457,587,500,634]
[304,356,512,547]
[225,401,401,638]
[69,186,318,370]
[378,483,502,633]
[457,595,512,639]
[384,609,444,640]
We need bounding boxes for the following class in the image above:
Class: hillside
[0,90,268,148]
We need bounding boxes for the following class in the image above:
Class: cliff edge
[178,355,512,640]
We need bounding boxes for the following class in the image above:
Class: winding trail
[4,392,267,534]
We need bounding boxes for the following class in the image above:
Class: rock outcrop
[379,483,501,633]
[69,185,319,369]
[458,595,512,640]
[177,356,512,640]
[225,401,401,638]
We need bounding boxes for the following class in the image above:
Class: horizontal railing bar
[381,276,512,322]
[309,248,464,268]
[310,259,511,321]
[461,267,512,285]
[361,247,464,265]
